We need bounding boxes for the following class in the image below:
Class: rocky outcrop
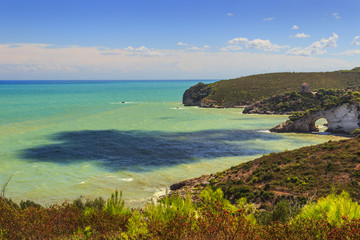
[182,82,212,107]
[169,181,188,191]
[270,103,360,134]
[243,105,289,115]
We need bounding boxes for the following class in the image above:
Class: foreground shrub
[192,203,256,240]
[2,189,360,239]
[294,191,360,226]
[72,196,105,211]
[121,209,150,239]
[0,195,129,239]
[145,192,197,239]
[104,190,131,216]
[0,201,84,239]
[145,188,257,239]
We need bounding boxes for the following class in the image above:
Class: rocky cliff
[270,103,360,134]
[182,82,213,107]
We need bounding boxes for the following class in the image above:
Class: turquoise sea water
[0,80,345,207]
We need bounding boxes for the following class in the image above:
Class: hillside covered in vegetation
[183,67,360,108]
[243,89,360,116]
[171,137,360,209]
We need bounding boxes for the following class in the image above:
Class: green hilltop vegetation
[243,89,360,118]
[184,67,360,107]
[3,138,360,238]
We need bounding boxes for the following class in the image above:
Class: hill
[170,137,360,210]
[183,68,360,107]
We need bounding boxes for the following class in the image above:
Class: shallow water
[0,80,346,207]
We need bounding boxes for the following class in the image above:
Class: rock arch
[270,104,360,134]
[308,116,329,132]
[313,117,329,132]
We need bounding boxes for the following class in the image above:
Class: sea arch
[314,117,329,132]
[270,104,360,134]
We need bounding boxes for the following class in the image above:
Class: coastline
[1,80,355,208]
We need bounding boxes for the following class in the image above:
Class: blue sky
[0,0,360,80]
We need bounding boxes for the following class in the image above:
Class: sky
[0,0,360,80]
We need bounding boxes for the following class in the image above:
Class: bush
[272,200,291,223]
[351,128,360,137]
[2,188,360,239]
[294,191,360,226]
[72,196,105,211]
[19,200,42,210]
[104,190,130,216]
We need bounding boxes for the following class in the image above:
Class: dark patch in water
[157,117,175,120]
[230,118,259,121]
[20,129,283,172]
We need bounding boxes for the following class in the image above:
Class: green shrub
[272,200,291,223]
[122,209,150,239]
[145,191,196,224]
[72,196,105,211]
[294,191,360,226]
[19,200,42,210]
[351,128,360,136]
[104,190,130,216]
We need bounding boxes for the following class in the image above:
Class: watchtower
[302,83,310,92]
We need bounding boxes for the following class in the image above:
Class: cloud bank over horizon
[0,40,355,80]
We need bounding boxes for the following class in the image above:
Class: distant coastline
[0,79,218,84]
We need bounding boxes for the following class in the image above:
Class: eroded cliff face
[182,82,212,107]
[270,104,360,134]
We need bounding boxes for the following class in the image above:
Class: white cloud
[220,45,243,51]
[333,13,341,19]
[124,45,165,57]
[338,50,360,56]
[228,37,248,45]
[177,42,189,46]
[286,33,338,56]
[135,46,147,51]
[0,63,78,74]
[226,37,289,52]
[8,43,52,48]
[291,25,299,30]
[187,46,200,51]
[226,13,234,16]
[177,42,210,51]
[0,42,354,80]
[352,36,360,45]
[264,17,275,21]
[291,33,310,38]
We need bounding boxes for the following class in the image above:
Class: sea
[0,80,344,207]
